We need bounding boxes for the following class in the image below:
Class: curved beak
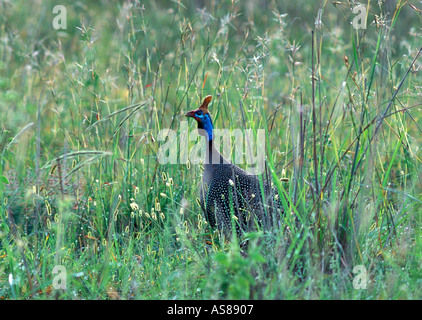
[184,110,195,118]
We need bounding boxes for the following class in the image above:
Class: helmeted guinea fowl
[185,95,283,238]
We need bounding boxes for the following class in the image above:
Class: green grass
[0,0,421,299]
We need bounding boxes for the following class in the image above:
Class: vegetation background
[0,0,421,299]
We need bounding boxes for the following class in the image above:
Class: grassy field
[0,0,421,299]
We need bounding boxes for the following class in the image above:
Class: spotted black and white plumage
[185,95,283,238]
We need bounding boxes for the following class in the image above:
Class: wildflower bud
[130,202,139,211]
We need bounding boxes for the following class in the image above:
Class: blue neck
[198,113,213,141]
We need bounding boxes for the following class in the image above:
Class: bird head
[185,95,214,141]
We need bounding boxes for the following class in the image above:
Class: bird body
[185,95,282,238]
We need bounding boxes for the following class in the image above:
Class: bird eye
[195,110,203,116]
